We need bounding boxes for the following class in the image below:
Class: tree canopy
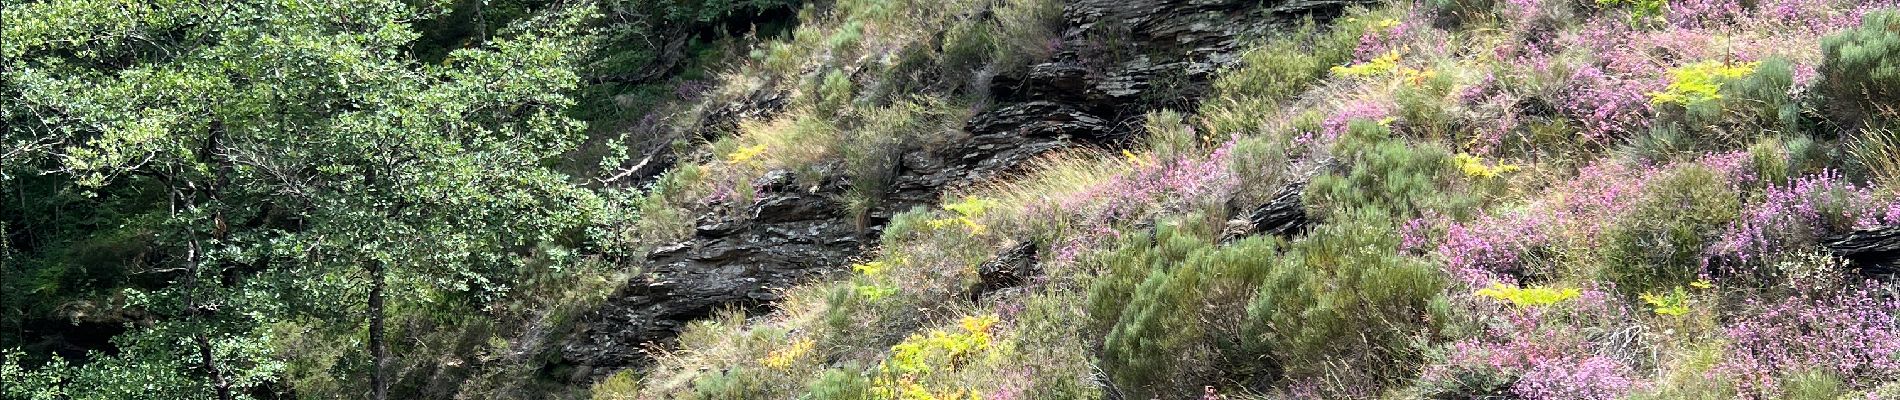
[3,1,597,398]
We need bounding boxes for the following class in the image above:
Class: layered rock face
[1826,227,1900,276]
[560,0,1369,378]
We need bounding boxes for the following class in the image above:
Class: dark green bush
[1086,220,1210,338]
[940,16,997,76]
[1600,165,1740,295]
[1820,10,1900,125]
[1090,221,1281,396]
[1243,209,1449,388]
[1073,188,1451,397]
[1307,120,1475,220]
[1727,58,1804,132]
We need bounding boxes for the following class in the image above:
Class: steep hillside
[562,0,1371,377]
[576,0,1900,398]
[6,0,1900,399]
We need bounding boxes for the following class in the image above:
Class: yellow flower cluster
[852,259,897,301]
[1332,51,1403,77]
[1649,61,1759,106]
[1641,281,1712,316]
[1476,283,1580,307]
[927,197,997,235]
[877,315,1002,400]
[727,144,767,165]
[761,338,815,370]
[1454,153,1522,179]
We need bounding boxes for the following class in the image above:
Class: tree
[3,1,597,398]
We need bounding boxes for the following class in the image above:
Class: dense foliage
[4,1,597,398]
[8,0,1900,399]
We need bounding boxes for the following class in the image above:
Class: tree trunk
[197,334,234,400]
[368,258,388,400]
[172,162,234,400]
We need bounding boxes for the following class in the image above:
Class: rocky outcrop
[971,243,1041,301]
[889,0,1369,209]
[1824,226,1900,276]
[562,171,863,374]
[1225,182,1310,242]
[562,0,1371,378]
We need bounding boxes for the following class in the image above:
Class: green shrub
[814,69,855,116]
[1745,135,1827,189]
[1201,12,1375,136]
[1244,209,1449,389]
[1228,133,1295,205]
[826,20,865,57]
[1646,60,1798,149]
[1628,343,1740,400]
[1208,17,1362,105]
[685,367,769,400]
[1596,0,1667,24]
[1726,58,1803,132]
[941,16,997,75]
[1820,10,1900,125]
[1638,57,1809,157]
[1748,137,1795,188]
[1624,124,1689,164]
[1086,219,1211,338]
[1009,291,1105,399]
[842,100,951,227]
[1090,220,1281,396]
[1600,165,1740,295]
[806,367,873,400]
[1307,120,1475,220]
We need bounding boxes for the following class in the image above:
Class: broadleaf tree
[2,1,600,398]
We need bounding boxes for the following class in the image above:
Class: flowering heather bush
[1561,64,1656,143]
[1664,0,1748,29]
[1421,153,1768,290]
[1423,288,1646,400]
[1516,356,1643,400]
[1428,211,1550,286]
[1311,100,1394,145]
[1352,17,1422,64]
[1710,172,1900,279]
[1717,287,1900,396]
[1072,141,1236,222]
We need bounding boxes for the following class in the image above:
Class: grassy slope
[591,0,1900,398]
